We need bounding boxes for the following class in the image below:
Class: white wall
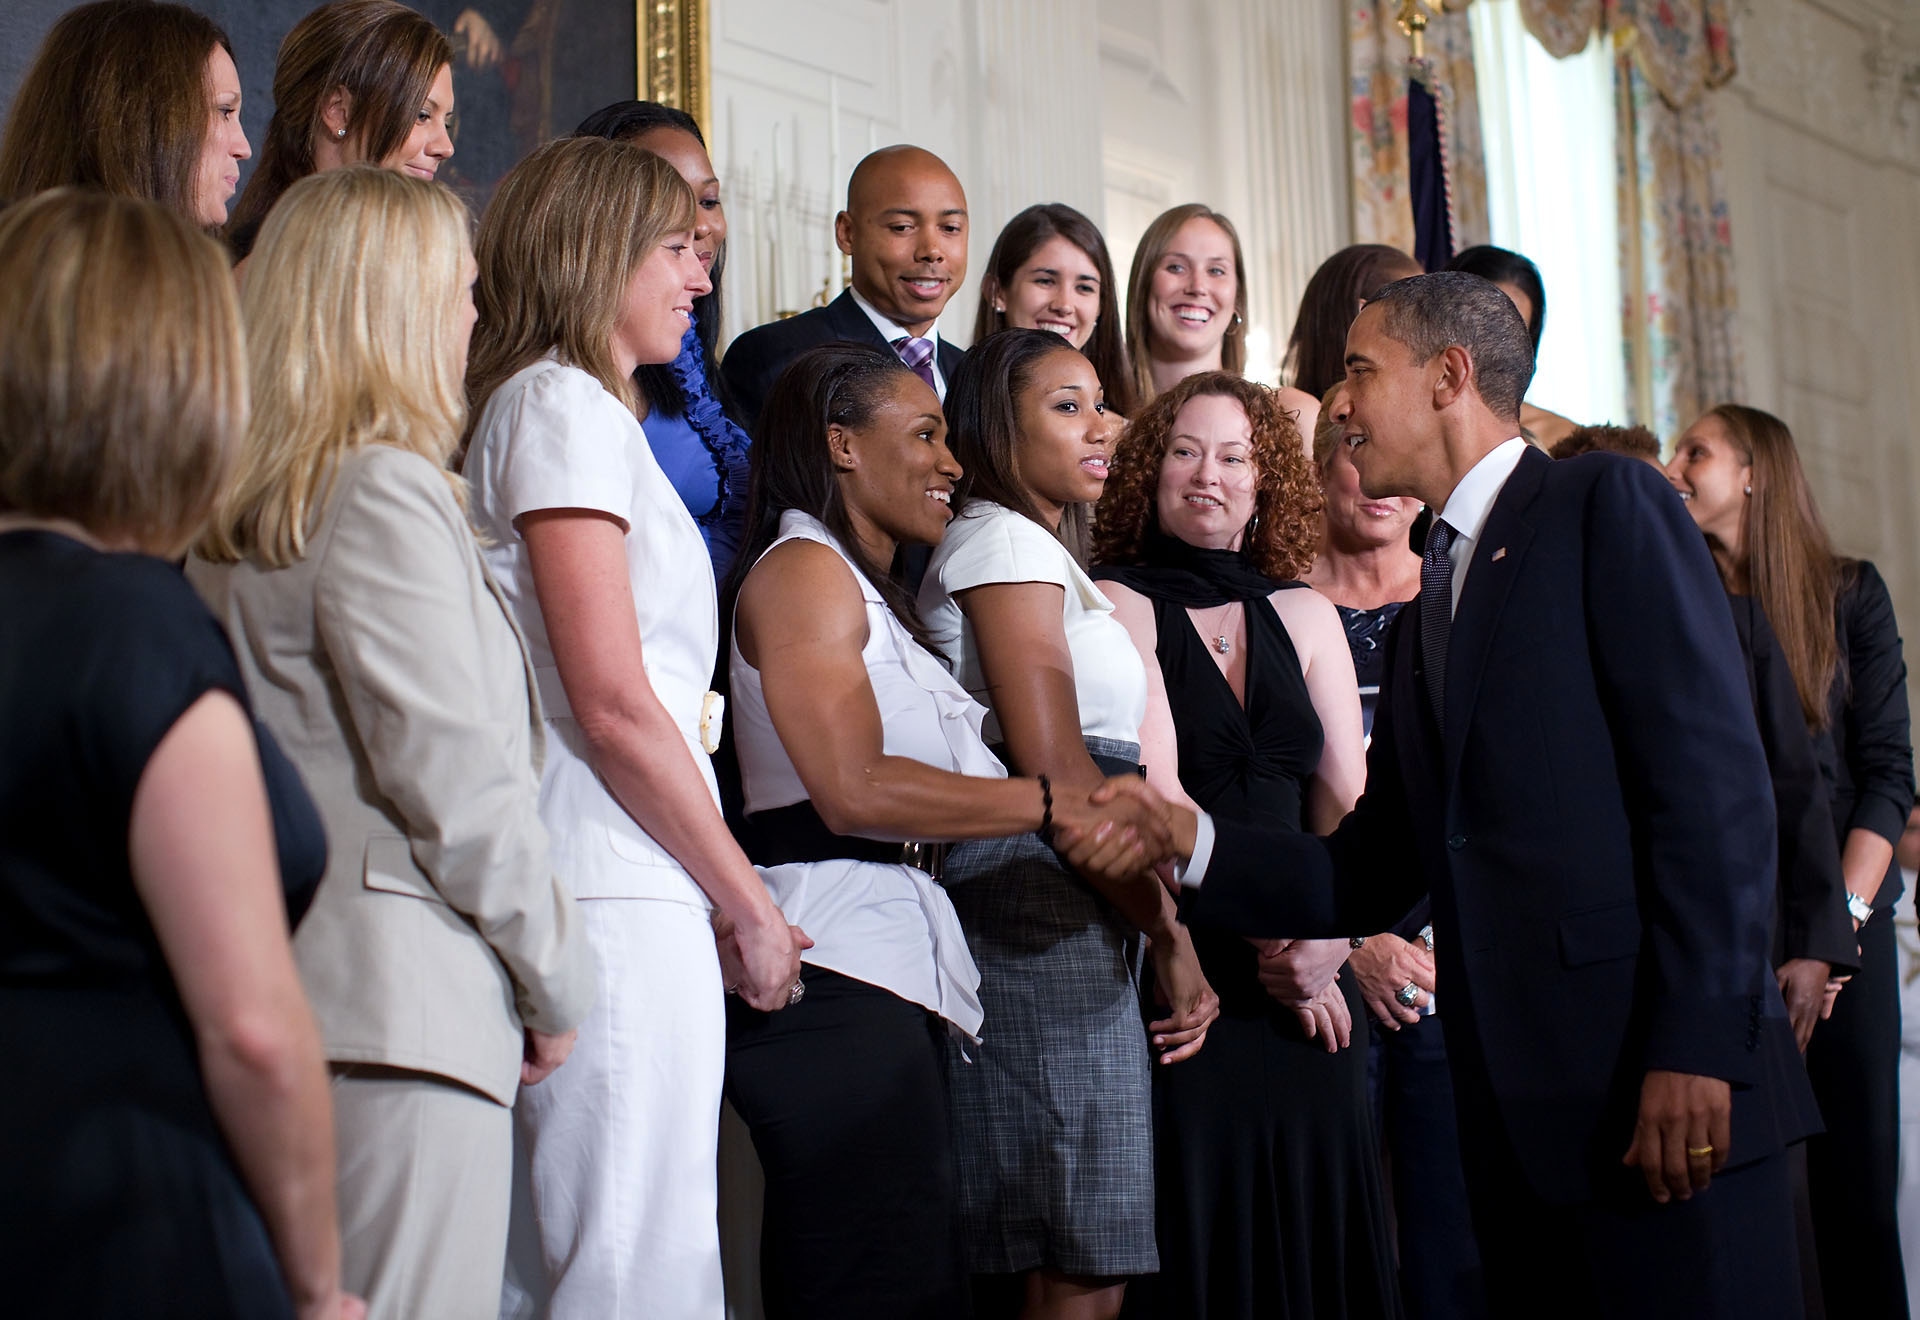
[708,0,1349,369]
[1717,0,1920,714]
[1098,0,1350,383]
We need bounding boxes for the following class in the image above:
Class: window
[1470,1,1627,426]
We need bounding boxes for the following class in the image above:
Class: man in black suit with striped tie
[721,144,969,432]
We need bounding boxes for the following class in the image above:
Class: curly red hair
[1093,371,1323,580]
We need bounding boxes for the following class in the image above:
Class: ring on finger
[1395,981,1421,1008]
[788,978,806,1006]
[1687,1144,1714,1159]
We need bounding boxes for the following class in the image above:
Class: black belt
[745,801,946,876]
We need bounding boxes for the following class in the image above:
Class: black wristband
[1036,773,1054,844]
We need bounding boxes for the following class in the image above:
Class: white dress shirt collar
[1434,436,1529,616]
[1435,436,1529,551]
[849,285,947,398]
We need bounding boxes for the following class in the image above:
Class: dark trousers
[1806,908,1909,1318]
[725,966,969,1320]
[1367,1014,1486,1320]
[1455,1096,1803,1320]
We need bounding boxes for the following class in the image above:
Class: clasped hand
[712,908,814,1012]
[1047,775,1184,885]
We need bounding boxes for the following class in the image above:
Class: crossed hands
[1251,938,1354,1052]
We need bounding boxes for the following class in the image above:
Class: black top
[1336,600,1428,943]
[1146,589,1323,1013]
[718,289,967,433]
[0,529,325,1318]
[1335,600,1407,741]
[1822,559,1916,909]
[1725,592,1855,971]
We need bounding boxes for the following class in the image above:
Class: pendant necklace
[1202,602,1237,655]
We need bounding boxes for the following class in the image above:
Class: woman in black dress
[1668,403,1915,1318]
[1096,372,1399,1319]
[0,191,350,1320]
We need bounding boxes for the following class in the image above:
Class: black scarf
[1093,528,1281,607]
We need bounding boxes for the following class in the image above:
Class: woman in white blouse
[724,343,1168,1319]
[461,136,808,1319]
[918,327,1218,1319]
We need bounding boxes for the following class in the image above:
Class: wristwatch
[1847,892,1874,925]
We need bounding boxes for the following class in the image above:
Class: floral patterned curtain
[1349,4,1490,263]
[1516,0,1742,438]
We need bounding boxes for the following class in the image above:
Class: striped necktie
[892,335,937,391]
[1419,518,1457,729]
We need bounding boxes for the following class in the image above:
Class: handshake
[1048,774,1199,893]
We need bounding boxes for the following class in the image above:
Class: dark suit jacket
[1726,593,1856,972]
[1185,447,1820,1205]
[719,289,968,433]
[1821,559,1916,908]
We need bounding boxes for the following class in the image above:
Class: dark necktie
[893,335,937,392]
[1420,517,1457,729]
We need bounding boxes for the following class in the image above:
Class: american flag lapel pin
[1490,547,1508,562]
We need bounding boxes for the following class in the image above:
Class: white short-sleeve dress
[465,356,726,1319]
[916,499,1158,1277]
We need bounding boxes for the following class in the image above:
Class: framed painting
[0,0,708,214]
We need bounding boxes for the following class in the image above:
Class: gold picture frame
[639,0,711,140]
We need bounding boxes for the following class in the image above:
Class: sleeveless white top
[730,511,995,1036]
[917,500,1148,745]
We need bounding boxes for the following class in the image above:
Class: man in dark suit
[1067,273,1819,1317]
[721,144,969,430]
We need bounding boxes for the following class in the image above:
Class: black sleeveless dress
[1127,589,1400,1320]
[0,531,327,1319]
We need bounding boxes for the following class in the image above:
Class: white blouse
[464,356,717,906]
[730,511,992,1036]
[917,500,1148,746]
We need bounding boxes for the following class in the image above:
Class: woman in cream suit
[190,166,596,1319]
[462,136,808,1320]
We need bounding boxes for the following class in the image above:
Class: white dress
[465,356,726,1320]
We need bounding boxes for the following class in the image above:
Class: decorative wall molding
[1731,0,1920,170]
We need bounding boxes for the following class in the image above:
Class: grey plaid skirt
[941,737,1156,1277]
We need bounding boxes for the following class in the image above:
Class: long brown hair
[1711,403,1842,728]
[974,204,1137,418]
[1094,371,1321,580]
[1125,203,1249,406]
[0,1,231,226]
[1282,244,1423,399]
[464,137,695,432]
[225,0,449,253]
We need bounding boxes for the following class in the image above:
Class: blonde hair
[1125,203,1249,406]
[199,166,471,566]
[0,189,245,558]
[465,137,696,428]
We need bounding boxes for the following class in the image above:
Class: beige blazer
[189,444,595,1106]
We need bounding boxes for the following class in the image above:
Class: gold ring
[1687,1145,1714,1158]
